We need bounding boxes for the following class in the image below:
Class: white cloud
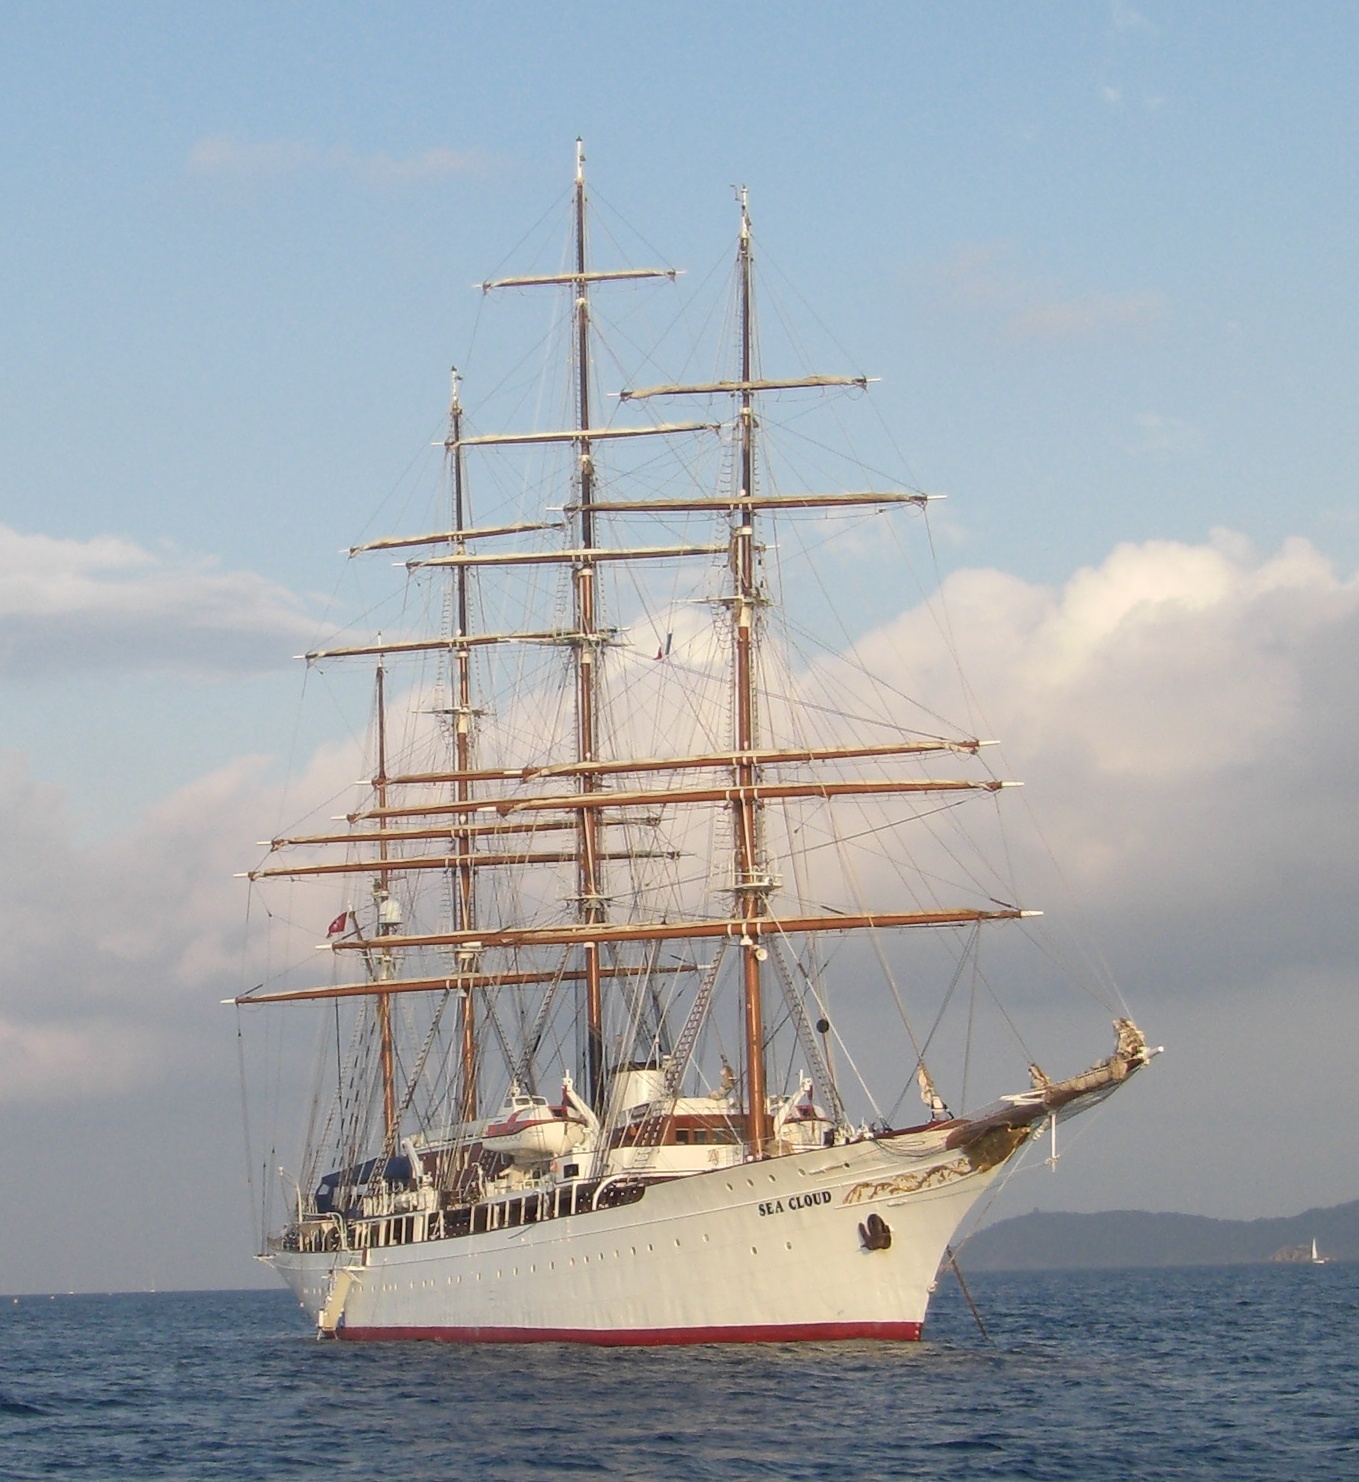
[1110,1,1158,38]
[0,725,374,1110]
[187,136,483,184]
[1005,288,1165,340]
[0,525,318,677]
[0,1017,150,1101]
[2,528,1355,1266]
[1131,412,1201,454]
[848,531,1359,989]
[785,529,1359,1218]
[937,244,1166,342]
[0,753,256,1102]
[16,526,1352,1023]
[1101,2,1165,114]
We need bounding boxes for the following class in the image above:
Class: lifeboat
[483,1083,590,1165]
[773,1078,836,1151]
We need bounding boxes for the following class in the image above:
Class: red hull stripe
[339,1320,922,1346]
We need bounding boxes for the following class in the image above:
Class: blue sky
[2,2,1358,1291]
[6,1,1359,826]
[6,3,1356,579]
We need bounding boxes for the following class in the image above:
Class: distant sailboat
[1311,1238,1328,1265]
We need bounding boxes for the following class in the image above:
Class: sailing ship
[236,143,1154,1344]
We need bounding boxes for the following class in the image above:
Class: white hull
[269,1124,1022,1344]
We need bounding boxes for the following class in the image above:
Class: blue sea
[2,1264,1355,1480]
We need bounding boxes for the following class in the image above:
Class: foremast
[350,370,487,1154]
[372,659,399,1149]
[447,373,479,1126]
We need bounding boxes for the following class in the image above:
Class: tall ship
[236,144,1154,1344]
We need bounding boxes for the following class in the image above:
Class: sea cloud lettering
[758,1189,832,1216]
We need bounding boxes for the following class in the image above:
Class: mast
[572,138,607,1107]
[731,188,769,1155]
[448,371,479,1126]
[372,660,399,1149]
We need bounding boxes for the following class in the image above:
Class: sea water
[1,1263,1355,1480]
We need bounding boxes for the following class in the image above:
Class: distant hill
[958,1199,1359,1270]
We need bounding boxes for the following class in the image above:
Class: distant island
[956,1198,1357,1270]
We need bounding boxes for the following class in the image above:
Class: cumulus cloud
[14,527,1354,1021]
[848,530,1359,994]
[0,525,318,677]
[938,243,1166,342]
[0,753,258,1103]
[0,1018,149,1102]
[0,725,372,1110]
[187,136,483,184]
[3,532,1355,1187]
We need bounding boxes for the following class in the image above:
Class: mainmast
[572,139,607,1108]
[730,189,769,1155]
[448,372,479,1126]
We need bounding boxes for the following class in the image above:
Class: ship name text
[757,1189,832,1217]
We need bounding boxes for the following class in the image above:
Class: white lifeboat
[483,1082,589,1165]
[772,1077,836,1150]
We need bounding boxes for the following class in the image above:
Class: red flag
[327,910,350,936]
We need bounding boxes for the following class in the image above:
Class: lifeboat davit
[483,1084,589,1165]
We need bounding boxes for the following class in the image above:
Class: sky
[1,0,1357,1293]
